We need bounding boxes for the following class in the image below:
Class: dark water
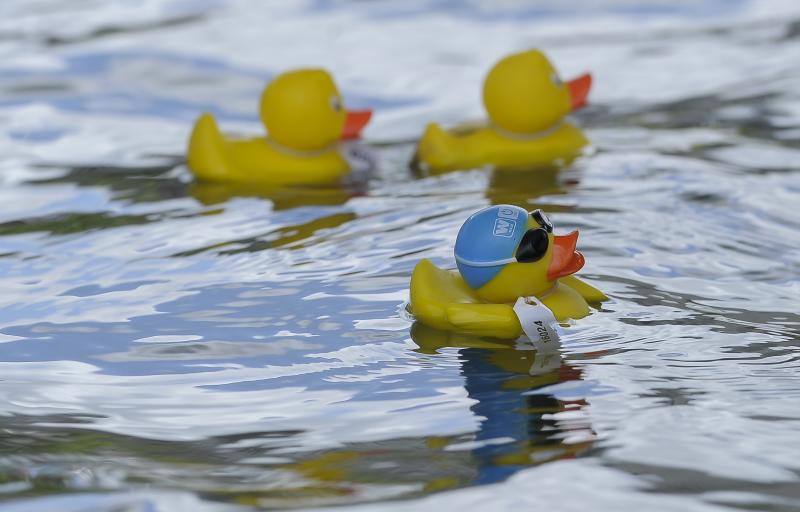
[1,1,799,510]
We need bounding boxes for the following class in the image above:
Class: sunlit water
[1,0,800,510]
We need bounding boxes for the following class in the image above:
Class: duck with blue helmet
[414,49,591,174]
[187,68,372,186]
[410,205,606,339]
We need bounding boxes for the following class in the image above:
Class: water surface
[1,0,800,510]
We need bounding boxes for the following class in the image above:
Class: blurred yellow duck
[187,68,372,185]
[416,49,591,173]
[410,205,606,339]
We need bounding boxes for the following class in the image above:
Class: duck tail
[559,275,608,303]
[416,123,459,174]
[187,113,230,182]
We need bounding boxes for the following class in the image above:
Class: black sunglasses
[515,209,553,263]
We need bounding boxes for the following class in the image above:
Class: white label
[513,331,563,376]
[513,296,560,354]
[493,218,516,237]
[529,351,563,376]
[498,207,520,220]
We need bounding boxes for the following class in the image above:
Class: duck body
[415,49,592,174]
[188,113,350,186]
[417,120,588,174]
[410,260,604,339]
[409,205,606,339]
[187,68,371,186]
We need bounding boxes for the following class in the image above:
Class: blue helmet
[454,205,529,289]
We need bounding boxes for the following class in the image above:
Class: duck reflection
[189,180,358,210]
[172,210,356,256]
[486,165,569,205]
[412,148,582,209]
[410,322,594,485]
[227,325,596,506]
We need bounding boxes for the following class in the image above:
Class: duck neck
[265,137,339,158]
[534,282,558,300]
[489,120,565,142]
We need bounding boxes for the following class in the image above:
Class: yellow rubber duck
[187,68,372,186]
[410,205,606,339]
[415,49,591,173]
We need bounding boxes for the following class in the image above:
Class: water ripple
[1,0,800,510]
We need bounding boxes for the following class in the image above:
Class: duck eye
[530,209,553,233]
[550,72,563,87]
[330,96,343,112]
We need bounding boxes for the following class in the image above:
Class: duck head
[482,49,591,135]
[455,204,585,304]
[259,68,372,151]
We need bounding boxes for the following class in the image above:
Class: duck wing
[445,303,521,339]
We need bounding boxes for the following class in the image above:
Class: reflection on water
[189,181,357,209]
[486,166,572,206]
[32,162,188,203]
[1,0,800,511]
[411,323,594,485]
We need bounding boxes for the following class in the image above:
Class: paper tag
[513,296,560,353]
[529,350,563,376]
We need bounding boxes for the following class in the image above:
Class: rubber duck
[415,49,591,174]
[410,205,606,339]
[187,68,372,186]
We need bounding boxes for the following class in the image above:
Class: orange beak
[547,230,585,281]
[566,73,592,111]
[341,109,372,140]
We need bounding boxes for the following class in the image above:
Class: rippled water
[1,0,800,510]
